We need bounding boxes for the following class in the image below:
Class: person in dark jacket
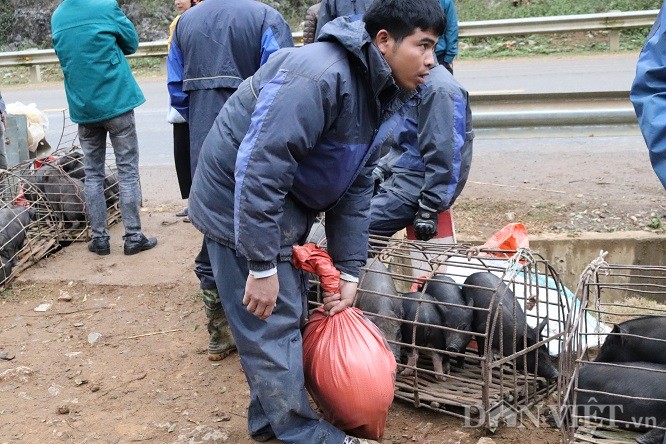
[167,0,201,219]
[370,64,473,241]
[167,0,294,361]
[188,0,445,441]
[315,0,374,39]
[631,5,666,189]
[51,0,157,256]
[302,1,322,44]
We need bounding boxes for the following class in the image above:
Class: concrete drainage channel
[460,231,666,300]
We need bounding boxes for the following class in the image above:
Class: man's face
[376,28,438,91]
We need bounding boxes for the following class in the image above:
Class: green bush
[0,0,15,46]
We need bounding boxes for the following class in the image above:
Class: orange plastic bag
[479,223,529,258]
[292,243,340,293]
[302,307,396,440]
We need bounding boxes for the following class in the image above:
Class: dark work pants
[172,122,191,199]
[205,238,346,444]
[369,171,422,238]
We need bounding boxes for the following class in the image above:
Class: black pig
[577,362,666,444]
[401,291,448,380]
[0,204,34,261]
[594,315,666,365]
[356,259,403,361]
[462,272,559,379]
[423,274,474,369]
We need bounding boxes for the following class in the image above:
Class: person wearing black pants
[172,121,191,203]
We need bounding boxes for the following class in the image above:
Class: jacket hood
[318,17,370,62]
[318,17,398,108]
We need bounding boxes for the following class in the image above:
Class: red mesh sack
[302,307,396,440]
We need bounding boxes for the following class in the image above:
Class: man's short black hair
[364,0,446,42]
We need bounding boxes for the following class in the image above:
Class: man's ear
[374,29,392,55]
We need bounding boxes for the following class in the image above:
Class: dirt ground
[0,154,663,444]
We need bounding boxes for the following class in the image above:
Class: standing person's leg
[196,239,235,361]
[0,121,7,169]
[189,89,234,358]
[173,122,192,200]
[206,238,347,444]
[106,110,157,254]
[78,120,111,255]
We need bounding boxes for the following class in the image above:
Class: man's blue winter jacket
[188,18,401,277]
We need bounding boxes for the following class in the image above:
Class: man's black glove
[372,167,385,195]
[413,207,438,241]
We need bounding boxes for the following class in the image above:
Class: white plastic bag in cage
[436,254,609,355]
[6,102,49,152]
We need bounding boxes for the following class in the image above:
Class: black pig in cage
[559,254,666,444]
[307,234,571,430]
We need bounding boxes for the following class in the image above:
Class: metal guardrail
[468,90,639,137]
[0,10,659,82]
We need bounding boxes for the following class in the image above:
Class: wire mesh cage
[559,254,666,444]
[0,170,63,288]
[306,231,570,430]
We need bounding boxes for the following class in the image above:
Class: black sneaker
[88,237,110,256]
[123,234,157,255]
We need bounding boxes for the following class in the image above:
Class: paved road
[1,52,646,168]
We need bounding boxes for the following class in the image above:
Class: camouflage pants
[202,288,236,360]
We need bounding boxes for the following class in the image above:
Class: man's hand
[413,207,438,241]
[243,273,279,320]
[322,280,357,316]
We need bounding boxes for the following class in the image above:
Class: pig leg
[476,336,486,357]
[635,421,666,444]
[431,351,447,381]
[400,349,419,377]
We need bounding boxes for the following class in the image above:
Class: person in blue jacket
[370,63,473,241]
[51,0,157,256]
[188,0,445,441]
[630,5,666,189]
[167,0,294,361]
[435,0,458,74]
[315,0,374,38]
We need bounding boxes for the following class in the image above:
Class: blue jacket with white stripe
[166,0,293,121]
[631,5,666,189]
[188,18,401,277]
[375,64,473,212]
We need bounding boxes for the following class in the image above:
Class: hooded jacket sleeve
[167,28,188,121]
[234,71,333,271]
[0,91,5,116]
[111,2,139,55]
[324,162,374,277]
[260,10,295,65]
[418,83,473,212]
[630,6,666,189]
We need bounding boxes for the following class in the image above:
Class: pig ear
[616,324,629,344]
[537,317,549,335]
